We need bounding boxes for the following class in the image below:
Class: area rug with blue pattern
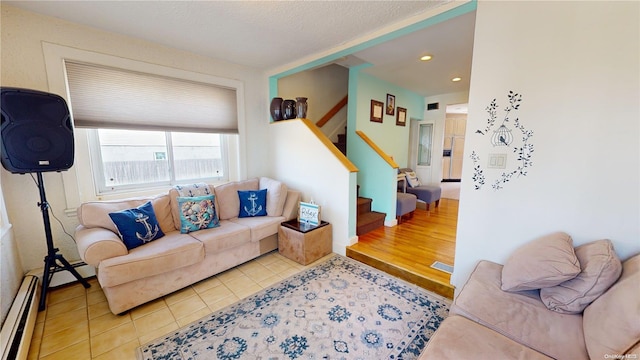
[137,254,450,360]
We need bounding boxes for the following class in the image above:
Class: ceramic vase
[270,97,283,121]
[281,99,297,120]
[295,97,308,119]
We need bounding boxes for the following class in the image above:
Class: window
[65,61,239,194]
[90,129,229,193]
[418,123,433,166]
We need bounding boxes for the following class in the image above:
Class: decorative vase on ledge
[281,99,296,120]
[270,97,283,121]
[295,97,308,119]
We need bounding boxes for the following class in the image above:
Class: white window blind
[64,61,238,133]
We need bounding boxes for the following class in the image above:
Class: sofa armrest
[282,190,301,220]
[75,225,128,267]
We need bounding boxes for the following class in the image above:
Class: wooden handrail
[355,130,399,169]
[272,118,358,173]
[316,95,348,128]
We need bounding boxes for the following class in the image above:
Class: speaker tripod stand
[35,172,90,311]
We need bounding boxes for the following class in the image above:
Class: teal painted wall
[348,69,424,221]
[354,72,424,167]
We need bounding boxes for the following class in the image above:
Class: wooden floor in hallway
[347,198,458,299]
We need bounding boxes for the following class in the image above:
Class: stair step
[356,211,385,236]
[334,142,346,155]
[357,197,372,215]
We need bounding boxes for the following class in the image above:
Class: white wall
[0,184,24,324]
[452,1,640,290]
[278,64,349,142]
[268,120,357,255]
[0,6,268,273]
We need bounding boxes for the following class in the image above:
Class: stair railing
[316,95,348,128]
[355,130,399,169]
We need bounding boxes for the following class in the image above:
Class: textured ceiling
[6,1,475,97]
[7,1,447,69]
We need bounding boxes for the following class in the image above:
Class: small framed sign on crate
[298,201,321,226]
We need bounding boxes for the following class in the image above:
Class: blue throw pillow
[108,201,165,250]
[178,195,220,233]
[238,189,267,218]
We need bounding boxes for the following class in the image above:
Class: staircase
[356,195,385,236]
[333,130,347,155]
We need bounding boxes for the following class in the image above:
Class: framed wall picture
[396,107,407,126]
[370,100,383,123]
[386,93,396,115]
[299,201,321,226]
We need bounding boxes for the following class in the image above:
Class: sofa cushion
[215,178,260,220]
[541,239,622,314]
[452,260,589,360]
[188,220,251,253]
[419,315,553,360]
[97,232,204,288]
[168,184,218,230]
[177,195,220,233]
[583,254,640,359]
[230,215,284,242]
[501,232,581,292]
[78,194,175,234]
[108,201,165,250]
[238,189,267,217]
[260,177,288,216]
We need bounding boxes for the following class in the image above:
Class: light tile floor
[28,251,332,360]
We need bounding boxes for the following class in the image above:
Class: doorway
[442,104,467,182]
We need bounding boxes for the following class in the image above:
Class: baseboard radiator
[1,275,39,360]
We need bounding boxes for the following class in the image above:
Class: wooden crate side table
[278,220,332,265]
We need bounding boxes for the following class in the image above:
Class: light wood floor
[27,252,331,360]
[347,198,458,299]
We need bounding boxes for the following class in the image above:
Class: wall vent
[427,102,440,111]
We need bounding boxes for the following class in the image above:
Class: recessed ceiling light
[452,77,462,82]
[420,55,432,61]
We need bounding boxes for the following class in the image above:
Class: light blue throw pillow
[108,201,165,250]
[178,195,220,233]
[238,189,267,218]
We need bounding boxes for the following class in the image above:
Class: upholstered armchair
[398,168,442,211]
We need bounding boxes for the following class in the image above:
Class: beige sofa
[420,236,640,359]
[74,177,300,314]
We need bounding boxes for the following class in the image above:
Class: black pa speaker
[1,87,74,173]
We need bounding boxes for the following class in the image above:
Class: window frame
[88,129,230,195]
[418,123,434,166]
[42,42,246,212]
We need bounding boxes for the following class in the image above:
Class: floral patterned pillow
[177,195,220,234]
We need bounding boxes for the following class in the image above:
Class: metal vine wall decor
[471,91,534,190]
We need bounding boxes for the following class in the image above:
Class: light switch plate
[488,154,507,169]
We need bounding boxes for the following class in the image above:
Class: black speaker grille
[0,88,74,173]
